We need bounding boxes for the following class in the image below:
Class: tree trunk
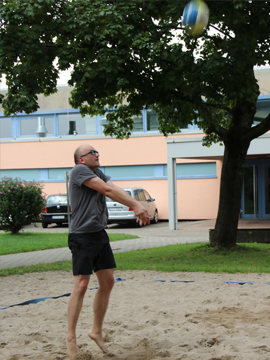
[210,139,250,248]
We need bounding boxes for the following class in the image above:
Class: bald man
[66,145,150,359]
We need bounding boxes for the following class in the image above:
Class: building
[0,69,269,222]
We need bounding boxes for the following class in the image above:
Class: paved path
[1,218,269,270]
[0,220,211,269]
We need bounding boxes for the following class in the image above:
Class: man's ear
[78,156,85,165]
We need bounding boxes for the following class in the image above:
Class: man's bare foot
[66,336,79,359]
[88,330,109,353]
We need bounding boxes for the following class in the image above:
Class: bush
[0,176,46,234]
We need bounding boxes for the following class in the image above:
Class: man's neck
[89,165,99,172]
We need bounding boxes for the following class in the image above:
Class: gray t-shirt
[69,164,111,233]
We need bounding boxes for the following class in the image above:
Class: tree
[0,0,270,246]
[0,177,46,234]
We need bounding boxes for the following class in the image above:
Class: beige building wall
[0,135,222,220]
[37,86,74,111]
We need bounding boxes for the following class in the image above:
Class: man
[66,144,150,359]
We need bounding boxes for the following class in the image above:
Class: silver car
[106,187,158,225]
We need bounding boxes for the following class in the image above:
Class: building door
[241,159,270,218]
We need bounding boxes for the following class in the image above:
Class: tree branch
[205,123,228,140]
[243,114,270,143]
[209,24,234,39]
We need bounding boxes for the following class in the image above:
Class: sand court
[1,270,270,360]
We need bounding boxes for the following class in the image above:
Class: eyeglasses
[80,150,99,157]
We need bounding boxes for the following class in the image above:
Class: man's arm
[82,177,150,225]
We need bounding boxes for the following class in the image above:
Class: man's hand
[133,203,150,226]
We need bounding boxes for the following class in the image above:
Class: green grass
[1,241,270,276]
[0,261,73,276]
[114,242,270,273]
[0,232,139,255]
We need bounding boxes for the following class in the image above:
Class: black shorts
[68,230,116,276]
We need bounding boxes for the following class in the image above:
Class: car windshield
[106,190,131,202]
[47,195,67,204]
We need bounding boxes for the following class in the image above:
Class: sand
[1,270,270,360]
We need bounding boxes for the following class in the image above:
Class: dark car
[41,194,71,228]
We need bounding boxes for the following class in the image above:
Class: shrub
[0,176,46,234]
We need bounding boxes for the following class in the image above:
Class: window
[0,169,39,181]
[104,165,154,179]
[146,109,159,131]
[264,166,270,214]
[144,190,152,201]
[20,117,54,136]
[176,163,216,177]
[254,99,270,124]
[20,117,38,136]
[58,113,96,135]
[48,168,72,180]
[134,189,146,201]
[132,112,143,132]
[244,166,258,215]
[0,117,12,138]
[178,121,189,129]
[47,195,67,204]
[164,162,216,178]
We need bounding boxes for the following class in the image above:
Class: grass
[0,232,139,255]
[114,242,270,273]
[1,239,270,276]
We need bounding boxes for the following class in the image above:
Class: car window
[134,189,146,201]
[47,195,67,204]
[144,191,152,201]
[133,189,140,201]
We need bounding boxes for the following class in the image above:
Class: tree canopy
[1,1,269,138]
[0,0,270,246]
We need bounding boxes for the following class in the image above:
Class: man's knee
[106,275,115,291]
[97,270,115,292]
[74,275,90,295]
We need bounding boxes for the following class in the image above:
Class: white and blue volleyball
[183,0,209,37]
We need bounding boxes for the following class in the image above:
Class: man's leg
[88,268,115,353]
[67,274,90,359]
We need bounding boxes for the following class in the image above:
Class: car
[106,187,158,225]
[41,194,71,228]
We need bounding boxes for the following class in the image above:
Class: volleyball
[182,0,209,37]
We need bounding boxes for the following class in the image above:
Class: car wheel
[42,221,48,228]
[151,210,158,224]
